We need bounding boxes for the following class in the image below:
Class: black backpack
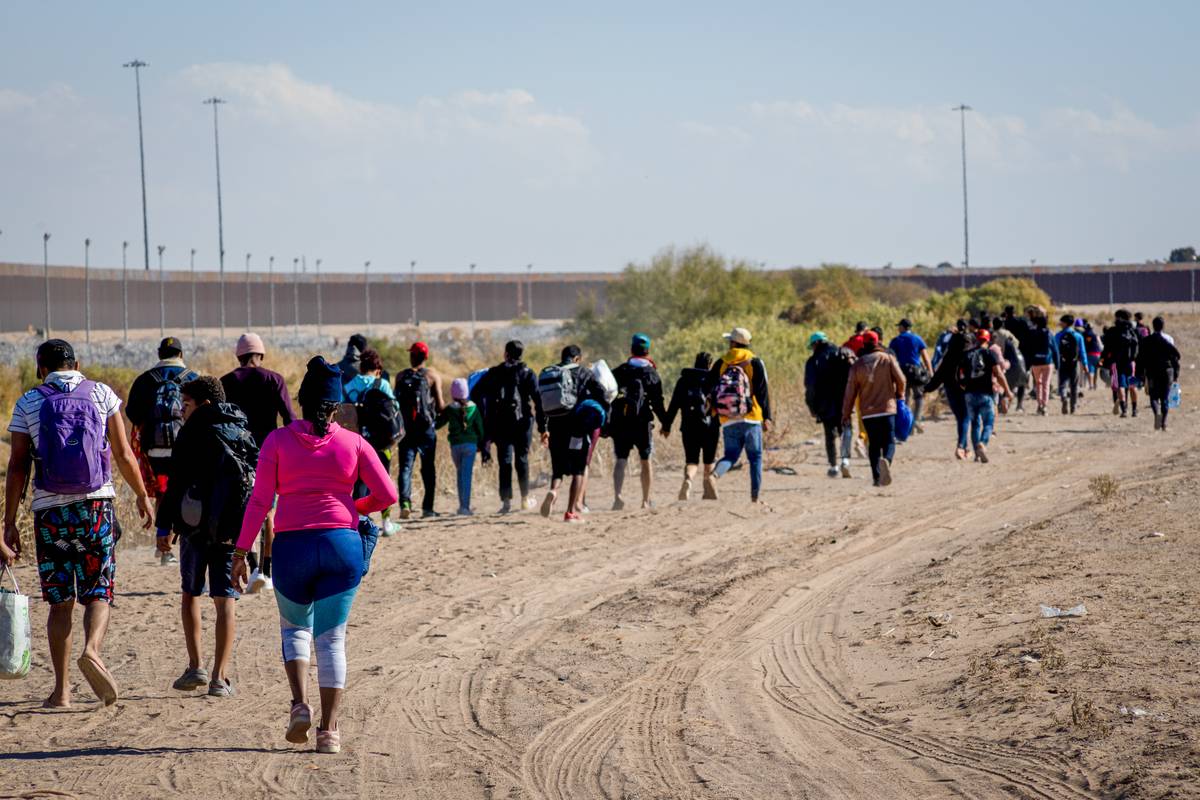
[396,368,435,433]
[681,371,711,421]
[616,367,651,422]
[958,348,990,386]
[1118,325,1140,361]
[1058,331,1079,364]
[178,423,258,544]
[491,364,526,426]
[144,368,199,450]
[358,378,402,449]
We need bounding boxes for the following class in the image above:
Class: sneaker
[400,502,413,520]
[160,551,177,566]
[539,492,556,518]
[877,458,892,487]
[975,443,989,464]
[679,479,692,501]
[954,447,967,461]
[1061,399,1069,415]
[840,460,852,479]
[580,504,591,515]
[522,496,536,511]
[611,498,625,511]
[287,702,313,744]
[563,512,583,524]
[826,466,839,478]
[913,422,924,434]
[1131,406,1138,418]
[1112,400,1120,416]
[498,500,512,514]
[422,510,441,519]
[382,520,401,537]
[316,728,341,754]
[172,666,209,691]
[246,569,271,595]
[853,439,868,459]
[1154,412,1163,430]
[208,678,235,697]
[456,508,473,517]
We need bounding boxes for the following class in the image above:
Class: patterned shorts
[33,500,117,605]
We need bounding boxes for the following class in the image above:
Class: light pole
[157,245,165,336]
[204,96,227,337]
[84,238,91,344]
[122,240,129,342]
[190,248,197,339]
[953,104,972,277]
[123,60,151,272]
[527,263,533,319]
[42,233,51,336]
[364,260,371,330]
[410,260,417,325]
[315,258,323,336]
[268,256,275,334]
[292,257,299,336]
[469,263,477,334]
[245,252,252,329]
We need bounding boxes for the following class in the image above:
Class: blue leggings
[273,528,363,689]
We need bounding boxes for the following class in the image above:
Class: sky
[1,1,1198,274]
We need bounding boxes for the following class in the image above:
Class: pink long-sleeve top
[237,420,399,551]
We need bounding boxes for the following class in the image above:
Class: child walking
[437,378,485,515]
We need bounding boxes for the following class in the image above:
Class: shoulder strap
[372,377,383,391]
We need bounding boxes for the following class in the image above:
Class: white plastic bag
[0,565,32,679]
[591,360,618,404]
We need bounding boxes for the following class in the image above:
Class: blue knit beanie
[299,355,343,405]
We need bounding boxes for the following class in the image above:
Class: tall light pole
[292,257,299,336]
[469,262,477,334]
[410,260,417,325]
[42,233,51,336]
[84,238,91,344]
[364,260,371,330]
[190,248,197,339]
[122,240,129,342]
[527,263,533,319]
[123,60,151,272]
[204,96,227,337]
[315,258,323,336]
[245,252,252,329]
[953,104,972,275]
[268,255,275,334]
[157,245,166,336]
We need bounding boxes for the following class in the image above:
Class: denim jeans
[398,428,437,512]
[713,421,764,500]
[965,392,995,447]
[944,385,969,450]
[862,415,895,484]
[450,443,477,512]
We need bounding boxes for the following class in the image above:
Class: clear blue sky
[1,1,1197,273]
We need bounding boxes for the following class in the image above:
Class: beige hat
[723,327,752,346]
[235,332,265,358]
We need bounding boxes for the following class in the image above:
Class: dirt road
[1,391,1195,798]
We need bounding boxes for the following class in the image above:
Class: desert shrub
[871,279,933,306]
[569,245,794,358]
[963,278,1052,319]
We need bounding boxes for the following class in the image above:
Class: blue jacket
[1053,329,1087,371]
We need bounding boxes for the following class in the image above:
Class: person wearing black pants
[663,352,720,500]
[924,320,972,460]
[861,415,896,485]
[1139,316,1181,431]
[472,340,543,513]
[841,331,905,487]
[804,332,854,478]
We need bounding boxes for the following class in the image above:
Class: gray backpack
[537,364,580,416]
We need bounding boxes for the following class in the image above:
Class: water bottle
[1168,382,1182,409]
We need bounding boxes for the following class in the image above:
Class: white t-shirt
[7,371,122,512]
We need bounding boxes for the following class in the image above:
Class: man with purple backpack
[707,327,773,503]
[2,339,154,708]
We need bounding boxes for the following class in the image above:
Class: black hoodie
[156,402,259,541]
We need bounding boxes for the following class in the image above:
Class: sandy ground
[1,368,1197,798]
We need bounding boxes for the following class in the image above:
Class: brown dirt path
[0,382,1194,799]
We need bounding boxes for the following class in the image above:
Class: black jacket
[1138,332,1181,379]
[664,367,716,433]
[610,361,667,429]
[805,342,852,424]
[925,332,969,393]
[155,402,259,541]
[1101,319,1140,366]
[471,360,542,438]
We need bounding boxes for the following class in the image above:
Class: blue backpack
[33,380,111,494]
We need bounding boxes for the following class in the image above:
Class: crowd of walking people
[0,305,1182,753]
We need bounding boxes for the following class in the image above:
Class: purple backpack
[33,380,111,494]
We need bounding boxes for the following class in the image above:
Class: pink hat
[450,378,470,401]
[235,333,265,358]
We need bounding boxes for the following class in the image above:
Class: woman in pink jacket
[234,356,397,755]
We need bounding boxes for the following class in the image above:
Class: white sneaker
[382,520,401,536]
[160,551,177,566]
[522,496,537,511]
[247,569,271,595]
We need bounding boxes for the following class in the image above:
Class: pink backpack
[713,363,752,418]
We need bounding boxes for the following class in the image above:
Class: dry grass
[1089,474,1119,504]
